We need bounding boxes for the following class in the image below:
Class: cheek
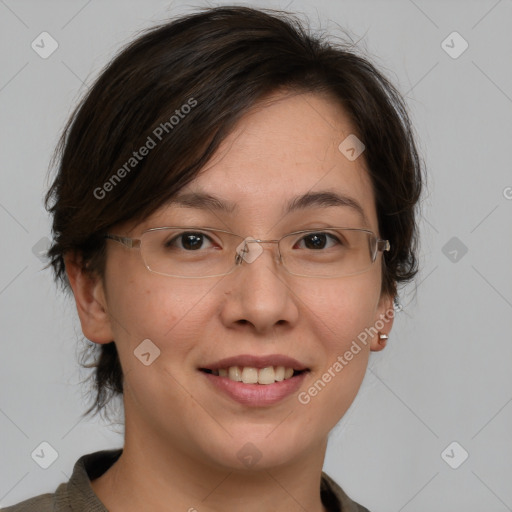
[105,270,218,367]
[292,274,379,424]
[104,276,221,420]
[294,269,381,350]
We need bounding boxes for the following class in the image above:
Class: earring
[378,333,388,347]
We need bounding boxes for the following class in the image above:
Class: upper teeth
[214,366,296,384]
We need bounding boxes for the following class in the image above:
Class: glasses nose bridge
[252,238,280,245]
[236,237,283,266]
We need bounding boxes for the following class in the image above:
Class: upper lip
[200,354,309,371]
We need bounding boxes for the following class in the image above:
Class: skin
[65,90,394,512]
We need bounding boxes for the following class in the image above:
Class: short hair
[44,6,424,419]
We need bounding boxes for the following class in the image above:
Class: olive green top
[2,449,370,512]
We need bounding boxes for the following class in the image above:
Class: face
[71,91,394,471]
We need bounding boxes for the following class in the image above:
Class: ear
[64,252,114,344]
[370,292,395,352]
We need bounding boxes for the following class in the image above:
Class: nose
[220,241,300,335]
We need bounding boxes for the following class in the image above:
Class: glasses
[104,226,390,279]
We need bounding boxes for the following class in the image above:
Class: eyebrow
[172,190,369,225]
[286,191,369,225]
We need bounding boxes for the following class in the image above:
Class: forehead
[145,91,378,233]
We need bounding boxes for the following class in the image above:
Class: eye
[165,231,215,251]
[295,232,342,250]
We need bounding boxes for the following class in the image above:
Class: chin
[199,424,317,471]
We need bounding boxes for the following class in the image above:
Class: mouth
[199,366,308,385]
[198,354,310,406]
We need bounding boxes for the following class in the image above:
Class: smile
[200,365,306,384]
[199,367,310,407]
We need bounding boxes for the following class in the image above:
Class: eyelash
[165,231,343,251]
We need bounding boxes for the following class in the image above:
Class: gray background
[1,0,511,510]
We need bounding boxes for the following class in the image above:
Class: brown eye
[296,232,340,250]
[165,232,214,251]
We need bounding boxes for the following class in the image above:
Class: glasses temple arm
[376,239,390,252]
[104,234,141,249]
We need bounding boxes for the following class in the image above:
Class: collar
[56,449,367,512]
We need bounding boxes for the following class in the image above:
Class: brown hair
[45,6,424,420]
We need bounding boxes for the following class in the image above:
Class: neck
[91,420,329,512]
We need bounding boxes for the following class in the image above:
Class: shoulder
[1,449,121,512]
[321,471,372,512]
[1,486,64,511]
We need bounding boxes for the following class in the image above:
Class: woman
[5,6,422,511]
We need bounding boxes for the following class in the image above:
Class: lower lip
[200,371,308,407]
